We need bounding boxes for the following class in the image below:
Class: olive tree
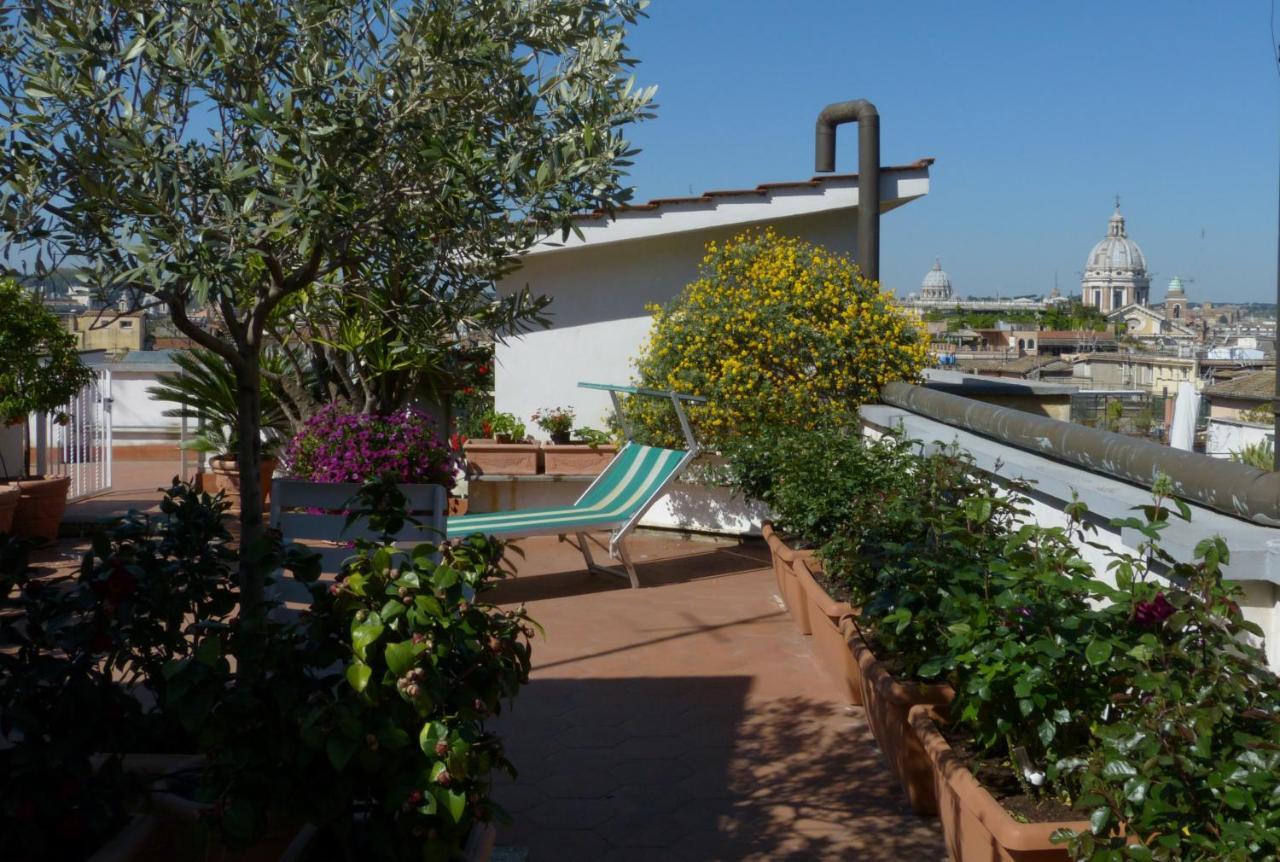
[0,0,654,620]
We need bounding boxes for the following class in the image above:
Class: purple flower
[282,403,462,489]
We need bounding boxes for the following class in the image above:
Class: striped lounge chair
[447,383,705,588]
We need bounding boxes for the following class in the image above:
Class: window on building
[119,320,134,329]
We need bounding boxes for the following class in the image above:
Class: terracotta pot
[448,496,470,516]
[12,474,71,540]
[796,558,861,704]
[0,483,19,533]
[850,631,954,815]
[463,441,539,476]
[909,705,1089,862]
[206,456,276,511]
[542,443,618,476]
[760,522,813,635]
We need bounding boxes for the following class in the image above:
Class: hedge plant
[0,277,92,433]
[629,228,927,449]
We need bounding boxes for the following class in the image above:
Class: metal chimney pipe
[815,100,880,282]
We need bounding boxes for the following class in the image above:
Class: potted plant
[0,278,95,539]
[160,478,534,861]
[541,426,619,476]
[280,403,462,501]
[147,348,288,510]
[531,406,574,445]
[463,411,538,476]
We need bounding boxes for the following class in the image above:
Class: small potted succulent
[531,406,574,445]
[0,278,95,538]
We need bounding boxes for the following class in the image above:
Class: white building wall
[1206,419,1273,460]
[495,211,858,438]
[111,371,182,446]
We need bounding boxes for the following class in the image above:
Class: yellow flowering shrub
[629,228,927,448]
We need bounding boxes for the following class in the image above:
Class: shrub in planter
[629,227,927,449]
[282,403,461,489]
[1055,484,1280,861]
[0,481,238,862]
[164,477,535,860]
[0,277,95,538]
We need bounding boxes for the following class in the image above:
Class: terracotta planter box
[760,521,813,635]
[541,443,618,476]
[850,632,954,815]
[206,457,277,511]
[795,558,861,705]
[463,440,539,476]
[13,474,71,540]
[448,496,469,516]
[909,705,1089,862]
[0,483,19,533]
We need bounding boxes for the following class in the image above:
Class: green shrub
[629,228,927,449]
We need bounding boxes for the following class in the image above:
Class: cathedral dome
[1080,201,1151,313]
[920,258,952,301]
[1085,207,1146,275]
[1166,276,1185,297]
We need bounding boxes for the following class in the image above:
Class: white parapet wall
[862,403,1280,667]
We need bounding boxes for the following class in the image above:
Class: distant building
[1164,277,1189,321]
[920,258,953,302]
[68,311,147,353]
[1081,201,1150,313]
[1106,302,1197,343]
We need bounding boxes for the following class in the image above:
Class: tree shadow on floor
[489,676,944,861]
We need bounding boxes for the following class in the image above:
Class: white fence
[34,368,113,501]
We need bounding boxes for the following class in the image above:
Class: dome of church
[1080,201,1151,313]
[1085,207,1146,274]
[920,258,952,301]
[1166,276,1185,297]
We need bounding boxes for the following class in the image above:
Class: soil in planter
[939,725,1087,825]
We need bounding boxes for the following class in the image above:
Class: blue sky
[621,1,1280,304]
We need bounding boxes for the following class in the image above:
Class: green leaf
[1101,760,1137,779]
[352,619,384,661]
[419,720,448,754]
[123,36,147,62]
[346,660,372,693]
[1085,638,1113,667]
[326,734,359,772]
[384,639,420,676]
[1089,806,1110,834]
[378,726,410,751]
[445,789,467,823]
[195,635,222,667]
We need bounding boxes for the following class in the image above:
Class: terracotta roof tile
[570,158,935,221]
[1205,370,1277,402]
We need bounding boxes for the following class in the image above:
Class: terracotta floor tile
[484,533,941,859]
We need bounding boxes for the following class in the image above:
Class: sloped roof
[1205,370,1277,403]
[525,159,934,255]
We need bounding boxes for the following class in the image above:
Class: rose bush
[282,403,461,489]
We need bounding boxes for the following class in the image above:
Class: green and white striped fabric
[447,443,685,538]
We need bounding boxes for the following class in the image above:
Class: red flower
[477,364,490,375]
[1133,592,1176,627]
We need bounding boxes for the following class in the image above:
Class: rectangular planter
[542,443,618,476]
[761,522,812,635]
[909,705,1089,862]
[463,440,539,477]
[795,558,861,705]
[850,633,954,815]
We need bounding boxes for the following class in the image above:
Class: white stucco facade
[493,163,932,437]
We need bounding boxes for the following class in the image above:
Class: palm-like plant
[147,349,288,457]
